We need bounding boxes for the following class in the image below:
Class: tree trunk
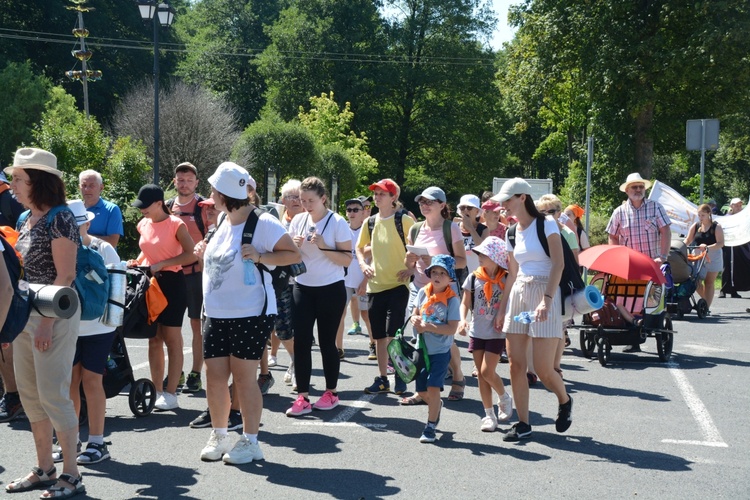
[634,103,654,178]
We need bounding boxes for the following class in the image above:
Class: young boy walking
[410,255,460,443]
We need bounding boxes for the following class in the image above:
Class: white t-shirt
[506,217,560,277]
[289,210,351,287]
[79,237,121,337]
[345,225,364,289]
[202,212,286,318]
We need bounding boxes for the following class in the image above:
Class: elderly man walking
[606,173,671,352]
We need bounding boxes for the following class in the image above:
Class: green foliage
[298,92,377,187]
[233,113,323,199]
[0,61,50,165]
[31,87,109,197]
[586,213,610,247]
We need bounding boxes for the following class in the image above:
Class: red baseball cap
[368,179,398,196]
[198,198,215,207]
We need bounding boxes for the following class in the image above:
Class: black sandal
[39,473,85,499]
[77,442,110,465]
[5,466,57,493]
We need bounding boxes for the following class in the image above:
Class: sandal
[6,466,57,493]
[447,378,466,401]
[471,365,478,378]
[77,442,110,465]
[399,394,426,406]
[564,333,571,347]
[40,473,85,499]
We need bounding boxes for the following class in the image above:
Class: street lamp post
[136,1,175,185]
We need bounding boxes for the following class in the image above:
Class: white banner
[649,180,750,247]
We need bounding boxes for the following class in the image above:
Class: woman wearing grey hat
[4,148,85,498]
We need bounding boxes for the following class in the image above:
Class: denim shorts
[415,351,451,393]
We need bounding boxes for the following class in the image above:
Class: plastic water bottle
[243,258,257,285]
[513,311,535,324]
[18,280,29,301]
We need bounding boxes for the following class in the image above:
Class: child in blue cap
[410,254,461,443]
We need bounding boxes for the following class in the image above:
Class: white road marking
[662,362,728,448]
[292,422,386,429]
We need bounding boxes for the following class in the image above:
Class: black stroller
[665,240,709,319]
[80,268,157,423]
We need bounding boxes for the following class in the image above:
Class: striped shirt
[606,198,670,259]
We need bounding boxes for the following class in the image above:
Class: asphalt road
[1,295,749,499]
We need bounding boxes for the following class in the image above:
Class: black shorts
[73,331,116,375]
[368,286,410,340]
[184,271,204,320]
[203,315,276,361]
[155,270,187,327]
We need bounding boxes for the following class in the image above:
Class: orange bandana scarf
[420,283,457,317]
[473,267,506,307]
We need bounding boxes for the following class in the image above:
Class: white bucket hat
[3,148,62,179]
[67,199,96,226]
[619,173,652,193]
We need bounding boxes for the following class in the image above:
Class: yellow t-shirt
[357,212,414,293]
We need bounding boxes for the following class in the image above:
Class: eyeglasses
[418,199,438,206]
[629,185,645,191]
[459,206,476,211]
[542,209,559,215]
[346,207,362,213]
[283,195,300,201]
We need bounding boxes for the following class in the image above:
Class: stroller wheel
[656,318,674,362]
[580,330,596,359]
[129,378,156,417]
[696,299,708,319]
[597,338,611,367]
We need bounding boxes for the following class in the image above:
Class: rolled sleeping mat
[29,284,79,319]
[563,285,605,318]
[102,262,127,327]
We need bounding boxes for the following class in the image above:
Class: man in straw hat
[605,172,671,353]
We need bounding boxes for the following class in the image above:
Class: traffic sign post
[686,119,720,204]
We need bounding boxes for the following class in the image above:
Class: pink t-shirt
[137,215,187,272]
[412,221,463,289]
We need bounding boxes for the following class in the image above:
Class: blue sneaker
[394,377,407,395]
[364,376,390,394]
[419,425,437,443]
[347,322,362,335]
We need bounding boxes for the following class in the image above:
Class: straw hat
[619,173,652,193]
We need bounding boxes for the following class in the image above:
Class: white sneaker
[283,364,294,385]
[200,430,233,461]
[222,436,264,464]
[498,393,513,422]
[268,355,277,367]
[481,415,498,432]
[154,391,179,411]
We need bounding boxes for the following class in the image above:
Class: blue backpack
[18,206,110,321]
[0,229,31,344]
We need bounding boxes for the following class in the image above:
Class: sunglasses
[542,209,559,215]
[459,206,476,211]
[346,207,362,213]
[418,199,438,206]
[629,185,646,190]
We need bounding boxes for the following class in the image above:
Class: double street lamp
[136,1,176,185]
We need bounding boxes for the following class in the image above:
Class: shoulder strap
[242,208,268,315]
[442,219,454,257]
[165,198,175,210]
[367,215,376,240]
[409,221,423,245]
[194,201,205,237]
[394,209,407,247]
[16,209,31,231]
[470,273,476,311]
[536,216,550,257]
[507,223,517,249]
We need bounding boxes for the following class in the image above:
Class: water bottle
[18,280,29,301]
[243,258,257,285]
[513,311,535,324]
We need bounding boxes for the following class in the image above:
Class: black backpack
[366,208,409,248]
[507,216,584,314]
[0,230,32,345]
[166,196,206,237]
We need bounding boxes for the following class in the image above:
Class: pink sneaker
[285,395,312,417]
[313,390,340,411]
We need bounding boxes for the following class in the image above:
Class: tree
[174,0,281,126]
[111,80,241,190]
[0,61,51,165]
[298,92,377,187]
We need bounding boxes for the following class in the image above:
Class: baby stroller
[79,267,157,423]
[665,240,709,319]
